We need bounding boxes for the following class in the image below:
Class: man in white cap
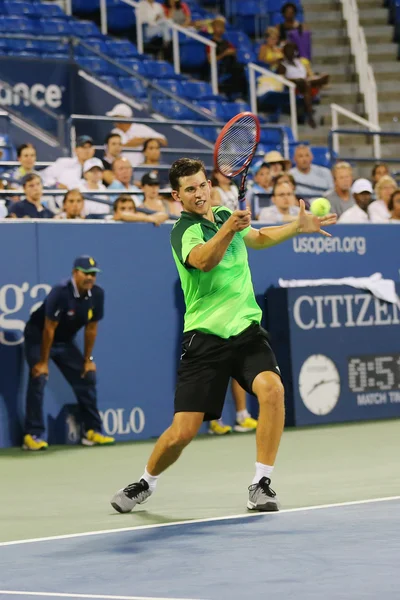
[79,158,110,215]
[106,103,167,167]
[338,179,373,223]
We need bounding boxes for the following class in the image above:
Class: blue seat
[118,58,148,77]
[195,100,226,120]
[39,19,72,36]
[225,31,253,51]
[180,80,220,101]
[143,60,176,79]
[72,0,99,13]
[35,2,69,19]
[73,20,102,38]
[309,146,333,169]
[105,39,140,58]
[107,1,136,31]
[39,40,70,57]
[0,39,8,55]
[4,1,39,17]
[151,78,184,99]
[179,40,207,69]
[237,48,257,64]
[222,101,251,120]
[100,75,120,88]
[192,126,220,143]
[76,56,118,76]
[74,38,109,56]
[118,77,148,100]
[153,98,199,121]
[4,39,42,57]
[1,16,36,34]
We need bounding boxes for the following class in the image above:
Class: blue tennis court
[1,497,399,600]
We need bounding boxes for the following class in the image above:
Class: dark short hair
[273,173,296,188]
[104,132,122,146]
[169,158,207,191]
[143,138,161,152]
[272,179,293,197]
[17,143,36,158]
[113,194,136,213]
[282,2,297,14]
[371,162,389,179]
[22,173,41,187]
[388,188,400,211]
[63,189,84,205]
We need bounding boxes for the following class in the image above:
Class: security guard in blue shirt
[23,256,115,451]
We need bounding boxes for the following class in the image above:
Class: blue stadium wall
[1,222,400,448]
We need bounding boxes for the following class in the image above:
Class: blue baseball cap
[76,135,94,148]
[73,255,101,273]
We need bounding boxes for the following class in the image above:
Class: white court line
[0,593,203,600]
[1,495,399,548]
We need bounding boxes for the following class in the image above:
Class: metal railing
[339,0,379,132]
[248,63,298,142]
[99,0,219,94]
[330,103,381,160]
[328,128,400,166]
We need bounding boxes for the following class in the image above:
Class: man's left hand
[296,199,337,237]
[81,359,96,378]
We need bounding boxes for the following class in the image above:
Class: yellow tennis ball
[310,197,331,217]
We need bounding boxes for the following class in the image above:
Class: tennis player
[111,159,336,513]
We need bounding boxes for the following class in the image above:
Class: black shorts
[174,323,281,421]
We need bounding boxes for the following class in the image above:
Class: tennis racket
[214,111,260,210]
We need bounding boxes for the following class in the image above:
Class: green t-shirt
[171,206,262,339]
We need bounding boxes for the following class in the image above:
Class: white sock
[236,409,250,423]
[252,462,274,485]
[141,466,159,492]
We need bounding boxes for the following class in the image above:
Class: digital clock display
[348,354,400,393]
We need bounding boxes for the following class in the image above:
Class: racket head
[214,112,260,178]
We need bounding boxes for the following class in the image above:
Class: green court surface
[1,419,400,544]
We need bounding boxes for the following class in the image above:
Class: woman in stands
[277,41,329,128]
[279,2,303,41]
[210,169,239,211]
[370,175,397,223]
[388,189,400,223]
[258,27,283,69]
[163,0,191,27]
[9,144,39,189]
[55,190,85,220]
[371,163,390,187]
[135,139,168,186]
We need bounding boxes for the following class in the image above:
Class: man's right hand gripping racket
[214,112,260,210]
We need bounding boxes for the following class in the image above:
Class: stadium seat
[237,48,257,64]
[225,31,253,51]
[73,20,103,38]
[118,58,149,77]
[143,60,177,79]
[76,56,120,77]
[39,19,73,36]
[100,75,120,89]
[0,16,36,34]
[195,100,226,120]
[105,39,140,59]
[74,38,109,57]
[39,40,70,58]
[118,77,148,101]
[179,40,208,70]
[3,1,38,18]
[151,78,184,99]
[0,39,8,55]
[107,1,136,31]
[4,39,42,57]
[180,81,220,101]
[152,98,200,121]
[35,2,69,19]
[72,0,100,13]
[222,101,252,120]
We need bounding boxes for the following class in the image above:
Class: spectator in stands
[258,180,300,224]
[388,189,400,223]
[79,158,110,216]
[163,0,191,26]
[264,151,291,178]
[111,194,169,225]
[102,133,123,185]
[107,103,167,167]
[278,43,329,128]
[279,2,304,41]
[210,169,239,211]
[369,175,397,223]
[325,162,354,217]
[108,157,143,204]
[135,139,168,186]
[371,162,390,187]
[55,190,85,220]
[337,179,373,223]
[258,27,283,69]
[209,16,248,101]
[137,0,172,54]
[41,136,95,190]
[290,145,333,197]
[8,174,53,219]
[9,144,39,189]
[272,172,306,207]
[138,172,181,217]
[248,160,272,218]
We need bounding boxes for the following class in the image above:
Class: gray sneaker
[111,479,152,513]
[247,477,279,512]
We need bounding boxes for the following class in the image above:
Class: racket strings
[216,115,258,177]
